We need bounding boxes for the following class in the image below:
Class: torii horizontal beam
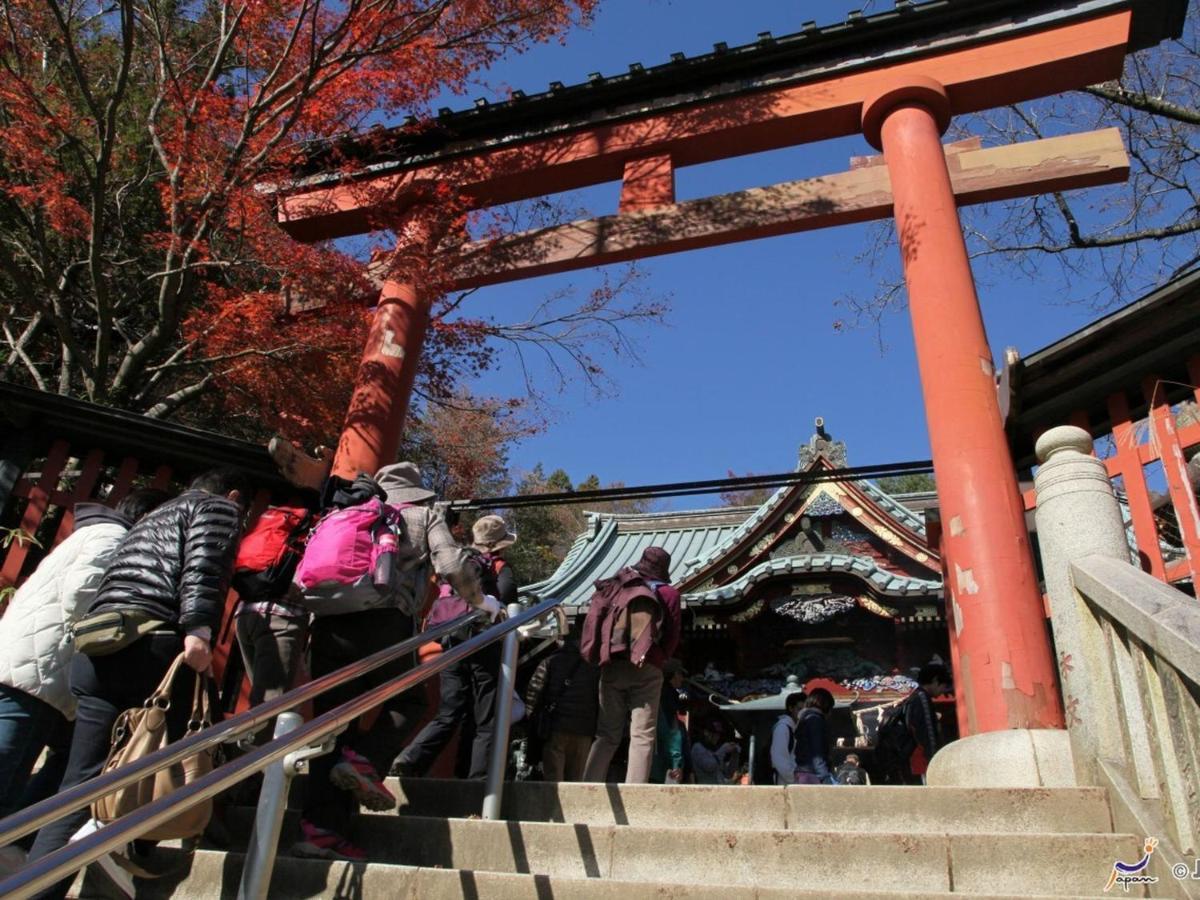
[277,10,1131,242]
[443,128,1127,290]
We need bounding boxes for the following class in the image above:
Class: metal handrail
[0,609,480,850]
[0,597,562,900]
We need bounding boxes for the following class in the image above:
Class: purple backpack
[425,552,505,630]
[293,498,416,616]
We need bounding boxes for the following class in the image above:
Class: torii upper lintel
[277,5,1140,242]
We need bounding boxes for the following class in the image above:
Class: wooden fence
[0,381,295,706]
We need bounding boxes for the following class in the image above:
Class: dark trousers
[27,633,186,900]
[398,640,501,779]
[302,609,424,836]
[0,684,67,818]
[14,714,73,850]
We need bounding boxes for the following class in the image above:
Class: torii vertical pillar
[862,77,1064,734]
[332,211,441,479]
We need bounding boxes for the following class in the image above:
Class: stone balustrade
[1035,425,1200,897]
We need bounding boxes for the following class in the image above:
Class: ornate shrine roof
[524,422,943,612]
[687,554,941,607]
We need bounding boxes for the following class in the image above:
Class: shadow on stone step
[134,849,372,900]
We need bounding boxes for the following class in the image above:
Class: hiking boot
[329,747,396,811]
[389,758,418,778]
[290,820,367,862]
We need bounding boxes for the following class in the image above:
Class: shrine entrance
[270,1,1184,736]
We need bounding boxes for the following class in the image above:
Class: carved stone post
[1034,425,1132,781]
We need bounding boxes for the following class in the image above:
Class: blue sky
[449,1,1129,503]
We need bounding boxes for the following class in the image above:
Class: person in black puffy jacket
[26,468,248,900]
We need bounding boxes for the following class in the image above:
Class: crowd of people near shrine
[0,457,950,894]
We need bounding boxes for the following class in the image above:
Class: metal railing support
[237,711,304,900]
[0,598,561,900]
[0,611,478,851]
[481,602,523,820]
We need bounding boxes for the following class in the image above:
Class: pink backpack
[293,499,416,616]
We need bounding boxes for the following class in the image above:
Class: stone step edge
[379,776,1113,797]
[132,849,1138,900]
[221,808,1136,843]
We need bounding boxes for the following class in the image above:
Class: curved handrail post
[236,711,304,900]
[482,602,524,820]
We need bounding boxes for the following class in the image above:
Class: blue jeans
[0,683,67,818]
[26,633,186,900]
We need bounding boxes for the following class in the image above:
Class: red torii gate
[271,1,1184,736]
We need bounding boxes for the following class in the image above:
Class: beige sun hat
[472,514,516,552]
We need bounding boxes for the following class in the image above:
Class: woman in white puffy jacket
[0,489,168,817]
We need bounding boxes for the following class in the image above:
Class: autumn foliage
[0,0,597,444]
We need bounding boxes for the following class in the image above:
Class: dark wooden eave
[1004,268,1200,471]
[0,381,288,492]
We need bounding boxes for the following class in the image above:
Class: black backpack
[875,699,918,761]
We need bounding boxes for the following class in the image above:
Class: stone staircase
[120,777,1169,899]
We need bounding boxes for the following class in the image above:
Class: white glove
[480,595,504,622]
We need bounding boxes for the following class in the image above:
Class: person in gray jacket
[691,718,741,785]
[0,490,169,818]
[769,692,805,785]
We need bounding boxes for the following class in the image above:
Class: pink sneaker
[329,747,396,811]
[291,820,367,862]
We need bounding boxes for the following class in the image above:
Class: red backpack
[233,506,319,601]
[580,567,666,667]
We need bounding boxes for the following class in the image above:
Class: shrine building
[528,422,948,714]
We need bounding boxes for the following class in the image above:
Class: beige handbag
[92,653,216,841]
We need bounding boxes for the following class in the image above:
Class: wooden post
[1107,391,1164,578]
[862,76,1064,734]
[1143,376,1200,585]
[332,209,444,479]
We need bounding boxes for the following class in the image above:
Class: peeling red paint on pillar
[862,77,1065,733]
[332,211,444,479]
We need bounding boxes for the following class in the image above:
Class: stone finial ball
[1034,425,1094,463]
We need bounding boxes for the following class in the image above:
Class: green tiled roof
[522,506,755,610]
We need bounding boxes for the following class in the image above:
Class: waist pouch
[72,609,167,657]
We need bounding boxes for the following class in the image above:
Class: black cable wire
[450,459,934,510]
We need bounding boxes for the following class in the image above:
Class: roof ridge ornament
[798,416,848,470]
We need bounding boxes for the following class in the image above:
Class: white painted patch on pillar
[950,593,964,637]
[380,328,406,360]
[955,563,980,595]
[1001,660,1016,690]
[980,357,994,377]
[949,515,965,537]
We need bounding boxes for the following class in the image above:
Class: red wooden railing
[1021,354,1200,591]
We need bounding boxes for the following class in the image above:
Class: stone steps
[206,809,1139,896]
[280,777,1116,835]
[130,849,1141,900]
[73,779,1155,898]
[418,779,1116,834]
